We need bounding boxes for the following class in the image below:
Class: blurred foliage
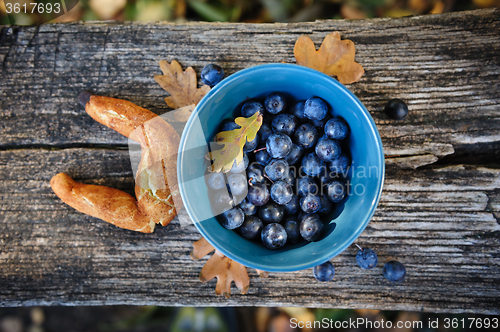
[1,0,499,25]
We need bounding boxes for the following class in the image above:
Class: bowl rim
[177,63,385,272]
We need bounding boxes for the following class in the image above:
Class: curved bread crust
[85,95,157,138]
[51,95,182,232]
[50,173,155,233]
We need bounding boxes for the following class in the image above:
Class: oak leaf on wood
[294,31,364,84]
[154,60,210,121]
[192,238,255,299]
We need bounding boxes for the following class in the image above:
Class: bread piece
[50,95,181,232]
[51,173,155,233]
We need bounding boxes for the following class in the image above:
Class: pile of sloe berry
[201,64,407,283]
[206,92,351,250]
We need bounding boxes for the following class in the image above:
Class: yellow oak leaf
[209,112,263,173]
[154,60,210,117]
[294,31,364,84]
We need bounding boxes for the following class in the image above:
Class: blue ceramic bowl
[177,64,384,272]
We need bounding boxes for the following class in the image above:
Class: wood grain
[0,9,499,313]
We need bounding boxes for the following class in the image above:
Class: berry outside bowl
[177,63,384,272]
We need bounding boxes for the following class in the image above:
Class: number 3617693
[6,2,61,14]
[444,318,498,329]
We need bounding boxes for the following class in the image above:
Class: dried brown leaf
[191,237,269,297]
[294,32,364,84]
[154,60,210,110]
[199,250,250,299]
[191,237,215,260]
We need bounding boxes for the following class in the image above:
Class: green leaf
[209,112,263,173]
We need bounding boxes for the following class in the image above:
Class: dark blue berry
[255,148,272,166]
[301,153,327,177]
[313,261,335,282]
[329,154,351,175]
[227,173,247,196]
[298,212,312,223]
[272,114,298,136]
[221,119,240,132]
[247,183,270,206]
[284,195,300,215]
[317,196,333,215]
[266,133,292,158]
[238,198,258,216]
[297,177,319,197]
[270,180,294,205]
[304,97,328,121]
[385,99,408,121]
[265,92,286,114]
[247,163,265,185]
[383,261,406,282]
[261,223,287,249]
[240,215,263,240]
[300,194,322,214]
[325,117,349,140]
[290,101,306,121]
[243,134,259,152]
[300,214,323,241]
[219,207,244,230]
[258,123,273,142]
[241,100,264,117]
[284,144,304,166]
[264,159,289,181]
[283,168,295,184]
[356,248,378,269]
[294,123,318,149]
[326,180,347,203]
[258,201,285,224]
[201,64,224,87]
[315,138,342,162]
[207,172,225,190]
[283,216,301,244]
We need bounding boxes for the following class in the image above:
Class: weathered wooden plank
[1,9,499,312]
[1,9,499,169]
[0,148,499,313]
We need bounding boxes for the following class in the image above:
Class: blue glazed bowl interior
[178,64,384,272]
